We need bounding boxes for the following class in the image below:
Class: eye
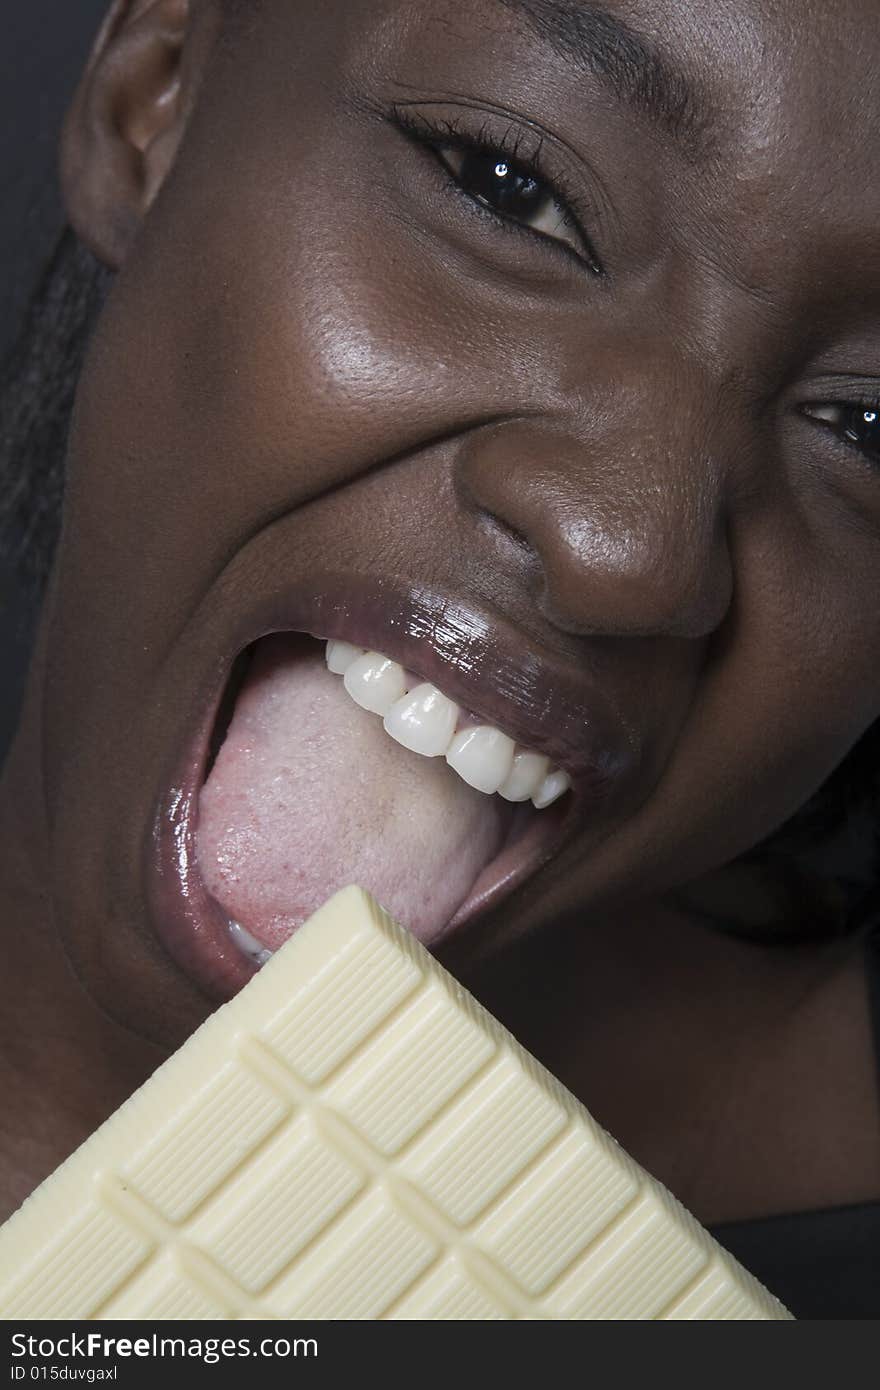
[435,144,593,265]
[391,104,604,275]
[436,145,586,257]
[804,401,880,465]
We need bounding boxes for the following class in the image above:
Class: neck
[0,641,164,1221]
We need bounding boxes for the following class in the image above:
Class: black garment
[708,929,880,1319]
[711,1201,880,1319]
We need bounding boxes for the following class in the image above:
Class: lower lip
[146,638,578,1001]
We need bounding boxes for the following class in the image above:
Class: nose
[456,361,737,642]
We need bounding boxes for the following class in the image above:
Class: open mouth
[149,579,632,1001]
[198,630,573,961]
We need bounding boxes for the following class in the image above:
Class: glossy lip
[148,571,640,1000]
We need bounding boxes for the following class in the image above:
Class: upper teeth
[325,640,571,809]
[384,681,460,757]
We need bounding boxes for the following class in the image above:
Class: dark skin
[1,0,879,1229]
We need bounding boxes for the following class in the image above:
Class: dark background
[0,0,106,359]
[0,0,106,758]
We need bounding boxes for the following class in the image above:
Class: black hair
[0,229,877,944]
[0,230,111,611]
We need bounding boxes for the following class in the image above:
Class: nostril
[482,508,533,556]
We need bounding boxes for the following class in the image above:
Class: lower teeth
[228,918,273,966]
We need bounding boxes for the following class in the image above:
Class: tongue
[195,634,511,948]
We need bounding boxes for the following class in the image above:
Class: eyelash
[393,107,603,274]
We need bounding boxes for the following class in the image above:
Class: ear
[61,0,206,268]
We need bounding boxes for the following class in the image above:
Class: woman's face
[42,0,880,1042]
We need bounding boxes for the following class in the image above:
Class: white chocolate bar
[0,888,791,1319]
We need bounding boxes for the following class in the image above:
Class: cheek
[638,520,879,886]
[729,523,878,791]
[71,187,487,560]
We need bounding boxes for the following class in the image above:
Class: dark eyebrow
[495,0,710,146]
